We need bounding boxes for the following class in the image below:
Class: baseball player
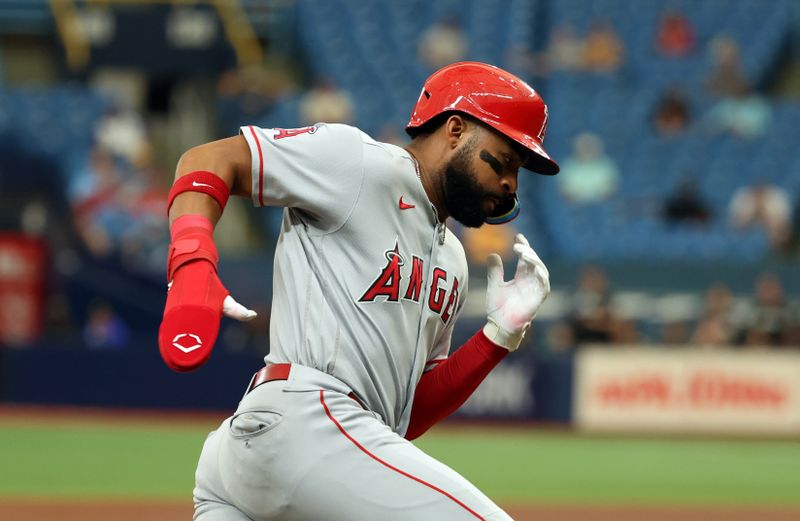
[158,62,558,520]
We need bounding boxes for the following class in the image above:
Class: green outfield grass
[417,428,800,505]
[1,416,798,505]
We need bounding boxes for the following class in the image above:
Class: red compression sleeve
[405,329,508,440]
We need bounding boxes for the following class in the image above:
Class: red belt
[247,363,292,391]
[247,363,366,409]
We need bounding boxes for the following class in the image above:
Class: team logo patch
[359,240,460,324]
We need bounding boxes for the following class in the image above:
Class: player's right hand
[483,233,550,351]
[159,260,256,372]
[157,217,256,372]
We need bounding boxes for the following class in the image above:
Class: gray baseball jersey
[240,122,468,436]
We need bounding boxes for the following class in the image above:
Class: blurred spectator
[705,36,747,97]
[705,86,771,139]
[613,318,640,344]
[217,65,289,133]
[729,182,792,251]
[545,23,585,72]
[661,320,690,345]
[655,11,695,58]
[791,195,800,256]
[299,77,354,125]
[691,283,735,347]
[69,148,125,256]
[118,149,170,272]
[68,141,170,272]
[83,299,130,350]
[583,20,625,73]
[95,106,150,163]
[89,100,164,277]
[568,266,620,344]
[462,223,516,277]
[741,274,796,347]
[662,176,711,226]
[418,16,467,71]
[652,88,691,136]
[557,133,619,204]
[546,320,577,352]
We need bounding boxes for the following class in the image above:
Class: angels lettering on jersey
[359,240,460,325]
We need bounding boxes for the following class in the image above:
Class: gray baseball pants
[193,364,513,520]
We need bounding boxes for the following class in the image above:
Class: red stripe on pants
[319,390,485,520]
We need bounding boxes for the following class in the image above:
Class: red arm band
[405,329,508,440]
[167,171,231,215]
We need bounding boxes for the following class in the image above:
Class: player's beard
[443,138,510,228]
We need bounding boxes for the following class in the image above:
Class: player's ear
[444,114,467,150]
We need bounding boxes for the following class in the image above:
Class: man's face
[443,128,526,228]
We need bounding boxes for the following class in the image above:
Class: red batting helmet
[406,61,559,176]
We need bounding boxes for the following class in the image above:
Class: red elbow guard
[158,215,229,372]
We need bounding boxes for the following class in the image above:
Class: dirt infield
[2,500,799,521]
[507,504,800,521]
[0,500,189,521]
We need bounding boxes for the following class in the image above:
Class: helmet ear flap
[484,194,520,225]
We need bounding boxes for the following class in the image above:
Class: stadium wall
[3,342,798,436]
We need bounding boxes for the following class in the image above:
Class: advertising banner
[575,347,800,435]
[0,234,46,345]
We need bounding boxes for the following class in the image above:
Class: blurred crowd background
[1,0,799,364]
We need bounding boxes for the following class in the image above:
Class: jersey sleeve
[240,123,365,232]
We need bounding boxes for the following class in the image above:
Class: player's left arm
[405,233,549,440]
[157,136,256,372]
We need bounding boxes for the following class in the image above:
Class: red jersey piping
[247,125,265,207]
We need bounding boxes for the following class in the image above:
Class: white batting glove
[484,233,550,351]
[222,295,258,321]
[165,284,256,322]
